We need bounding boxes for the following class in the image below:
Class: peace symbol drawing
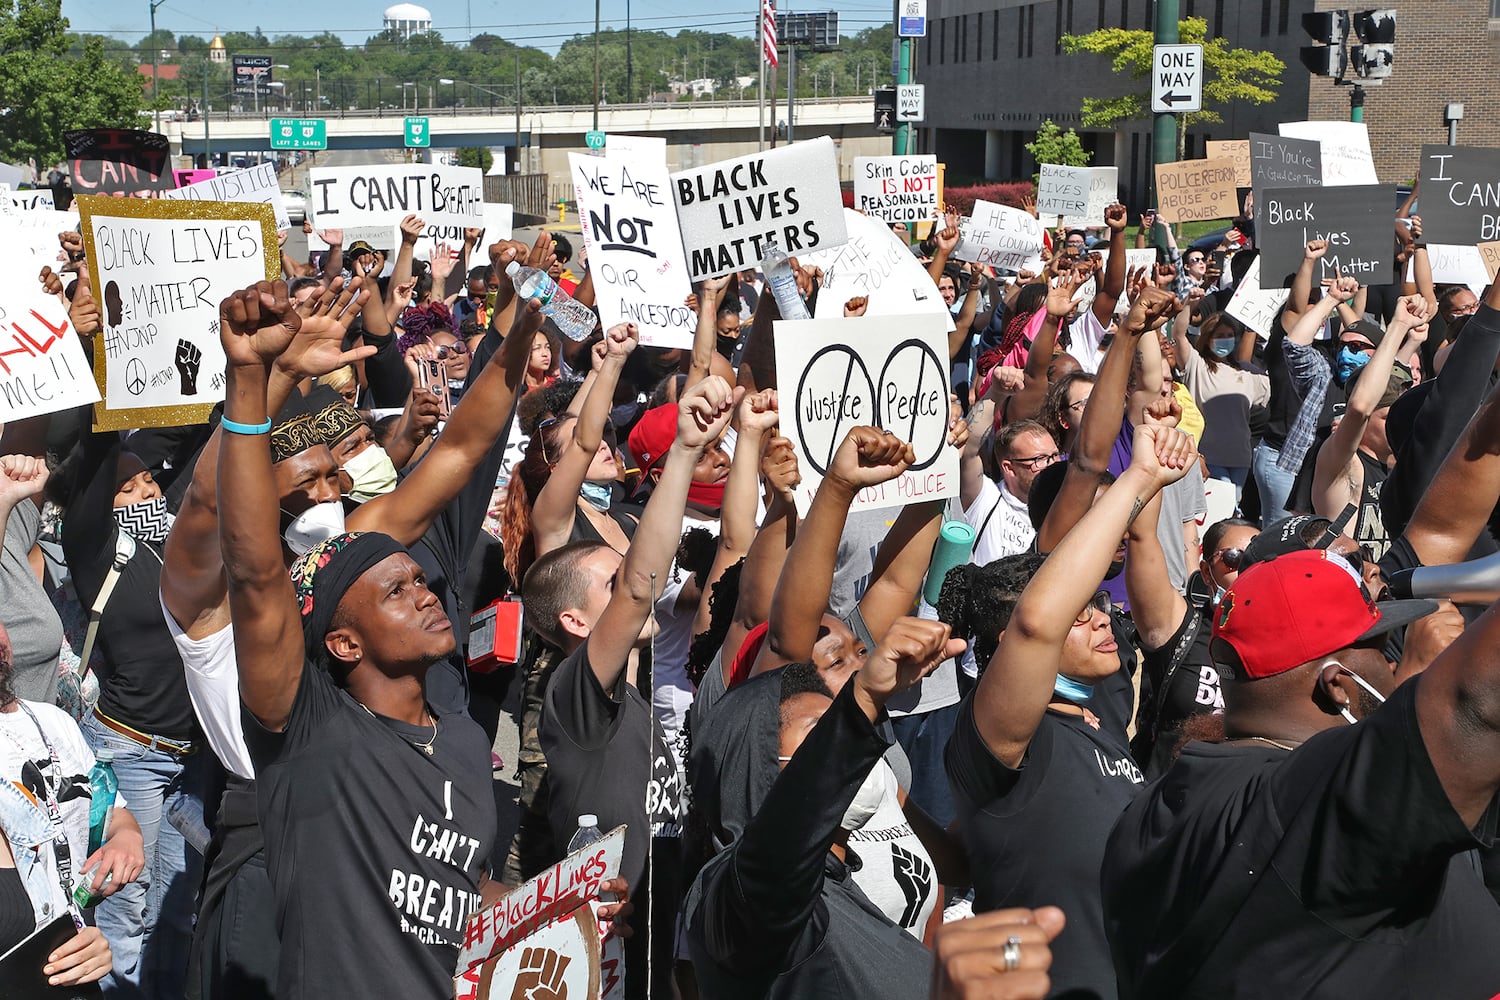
[124,358,147,396]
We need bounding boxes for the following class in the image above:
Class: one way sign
[1152,43,1203,114]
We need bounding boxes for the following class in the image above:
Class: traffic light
[1351,9,1395,81]
[1300,10,1350,79]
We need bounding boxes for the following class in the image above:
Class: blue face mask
[1211,338,1236,358]
[580,480,613,511]
[1337,346,1372,384]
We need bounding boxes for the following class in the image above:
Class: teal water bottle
[86,746,117,856]
[923,520,977,607]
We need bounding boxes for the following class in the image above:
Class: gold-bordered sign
[76,194,279,432]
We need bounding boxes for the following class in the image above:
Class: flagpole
[758,0,766,150]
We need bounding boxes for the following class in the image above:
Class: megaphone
[1386,549,1500,605]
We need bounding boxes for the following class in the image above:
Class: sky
[63,0,898,55]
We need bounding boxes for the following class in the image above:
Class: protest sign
[1278,121,1378,186]
[1206,140,1252,187]
[776,312,959,517]
[603,134,666,158]
[1154,157,1238,223]
[173,169,217,187]
[308,163,485,249]
[454,827,624,1000]
[672,137,847,281]
[64,128,173,198]
[406,201,515,262]
[952,199,1043,271]
[0,241,100,422]
[162,162,291,232]
[1,209,78,263]
[9,188,56,212]
[0,184,11,217]
[1479,242,1500,282]
[1223,256,1289,335]
[1062,167,1118,228]
[1424,243,1490,293]
[1256,184,1395,285]
[571,150,694,349]
[1418,145,1500,246]
[1037,165,1117,226]
[1249,133,1322,190]
[853,155,939,223]
[803,208,954,331]
[76,195,279,431]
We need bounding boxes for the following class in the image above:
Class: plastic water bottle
[761,239,810,321]
[86,747,117,855]
[567,814,614,901]
[505,261,598,341]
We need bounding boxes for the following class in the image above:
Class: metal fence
[483,173,550,220]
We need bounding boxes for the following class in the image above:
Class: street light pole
[149,0,165,132]
[516,53,523,174]
[593,0,601,129]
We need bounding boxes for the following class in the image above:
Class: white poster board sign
[76,196,277,430]
[775,312,959,516]
[308,163,485,248]
[2,209,79,264]
[406,204,514,264]
[1061,167,1119,229]
[570,151,694,349]
[1279,121,1378,186]
[1223,256,1289,335]
[672,136,848,281]
[803,209,953,332]
[161,162,291,232]
[1424,243,1490,294]
[1036,164,1091,218]
[953,199,1043,271]
[0,240,100,421]
[853,155,938,223]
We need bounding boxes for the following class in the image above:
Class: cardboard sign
[1206,140,1252,188]
[454,828,624,1000]
[1154,157,1238,224]
[775,312,959,517]
[672,137,848,281]
[1479,241,1500,282]
[1256,184,1395,286]
[802,208,954,332]
[64,128,173,199]
[853,155,939,223]
[570,151,694,349]
[1418,145,1500,246]
[308,163,485,249]
[1249,133,1323,190]
[1223,256,1289,335]
[953,200,1043,271]
[76,195,279,431]
[0,240,100,421]
[1279,121,1378,186]
[162,162,291,232]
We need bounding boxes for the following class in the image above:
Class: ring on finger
[1002,935,1023,972]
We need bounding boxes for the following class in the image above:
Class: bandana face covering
[1337,346,1372,384]
[114,496,173,543]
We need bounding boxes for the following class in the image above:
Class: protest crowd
[5,120,1500,1000]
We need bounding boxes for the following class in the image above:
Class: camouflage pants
[502,631,561,886]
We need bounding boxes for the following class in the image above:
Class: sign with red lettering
[64,128,173,199]
[454,827,625,1000]
[0,239,100,421]
[775,312,959,517]
[853,155,938,223]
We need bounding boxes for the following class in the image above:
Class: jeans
[1206,464,1250,505]
[84,717,209,1000]
[1252,441,1298,529]
[889,700,961,829]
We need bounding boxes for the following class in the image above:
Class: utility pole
[1151,0,1180,206]
[202,63,211,167]
[626,0,633,102]
[149,0,166,132]
[894,0,910,156]
[592,0,601,130]
[516,53,523,174]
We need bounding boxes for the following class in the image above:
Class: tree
[0,0,144,168]
[1061,17,1282,158]
[457,147,492,172]
[1024,120,1091,180]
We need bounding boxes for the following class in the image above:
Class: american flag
[762,0,778,67]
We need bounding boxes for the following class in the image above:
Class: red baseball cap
[1212,550,1436,680]
[627,404,679,471]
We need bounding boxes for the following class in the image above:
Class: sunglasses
[1214,547,1245,571]
[1185,255,1205,264]
[434,342,470,359]
[537,416,616,466]
[1073,590,1112,626]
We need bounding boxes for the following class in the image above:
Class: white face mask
[281,501,346,556]
[840,759,897,832]
[1323,660,1387,724]
[341,444,398,501]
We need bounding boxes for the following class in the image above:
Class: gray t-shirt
[2,501,63,704]
[1158,463,1209,595]
[828,509,896,620]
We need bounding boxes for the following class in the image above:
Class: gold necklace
[360,702,438,755]
[1241,735,1298,752]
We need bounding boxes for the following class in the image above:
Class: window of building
[993,9,1000,59]
[1213,0,1224,36]
[1097,0,1105,30]
[1278,0,1290,34]
[1121,0,1129,28]
[1261,0,1272,35]
[938,17,945,64]
[1054,0,1063,53]
[956,13,964,62]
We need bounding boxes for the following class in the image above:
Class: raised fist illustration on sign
[175,338,202,396]
[508,947,571,1000]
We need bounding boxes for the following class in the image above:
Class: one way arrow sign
[1152,43,1203,114]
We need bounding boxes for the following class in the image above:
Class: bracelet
[220,416,272,435]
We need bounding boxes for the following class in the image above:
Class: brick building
[919,0,1500,203]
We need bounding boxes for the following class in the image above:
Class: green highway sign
[270,118,327,150]
[405,116,431,148]
[585,130,607,151]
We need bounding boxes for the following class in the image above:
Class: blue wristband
[220,416,272,435]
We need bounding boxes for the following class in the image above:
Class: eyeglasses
[1073,591,1112,626]
[1213,547,1245,570]
[1067,398,1090,412]
[1007,451,1059,471]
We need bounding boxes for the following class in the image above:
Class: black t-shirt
[1353,448,1391,561]
[1132,604,1219,779]
[946,697,1145,1000]
[1103,679,1500,999]
[246,664,494,1000]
